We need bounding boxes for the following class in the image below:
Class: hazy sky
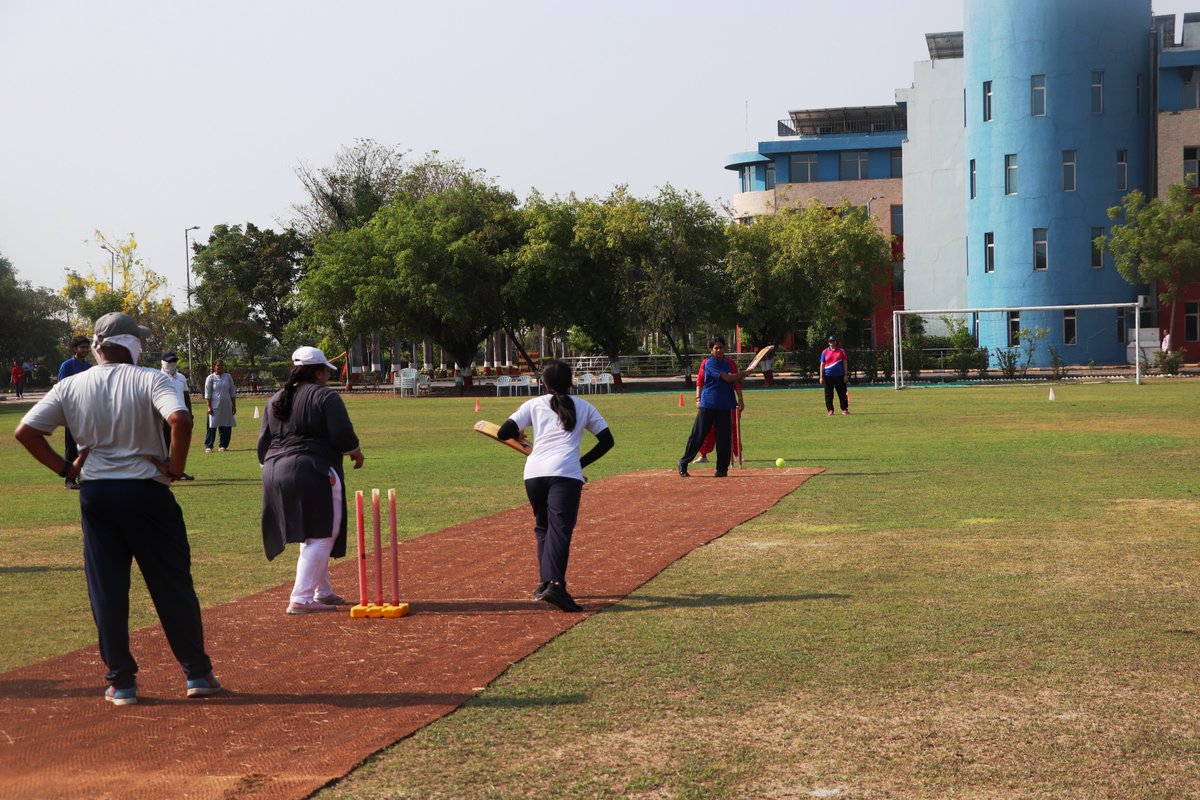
[2,0,1195,304]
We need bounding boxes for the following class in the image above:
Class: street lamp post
[184,226,200,379]
[100,243,118,289]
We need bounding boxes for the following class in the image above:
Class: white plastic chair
[395,367,418,397]
[495,375,513,396]
[576,373,594,394]
[514,375,533,395]
[417,373,432,395]
[595,372,613,393]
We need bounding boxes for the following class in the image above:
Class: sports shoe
[204,448,212,453]
[64,479,80,490]
[677,459,690,478]
[105,683,137,706]
[218,447,227,453]
[179,473,195,481]
[693,454,708,463]
[826,410,834,416]
[540,582,583,613]
[842,409,850,415]
[531,581,549,600]
[713,470,728,478]
[315,593,346,605]
[186,673,222,698]
[286,601,338,615]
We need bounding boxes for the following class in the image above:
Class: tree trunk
[662,328,693,389]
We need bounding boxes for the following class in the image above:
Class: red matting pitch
[0,468,819,800]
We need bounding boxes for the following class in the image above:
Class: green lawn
[3,381,1199,798]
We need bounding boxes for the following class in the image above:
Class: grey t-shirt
[21,363,186,483]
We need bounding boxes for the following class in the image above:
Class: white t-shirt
[160,369,191,408]
[509,394,608,481]
[21,363,187,483]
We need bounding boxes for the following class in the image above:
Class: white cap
[291,346,338,371]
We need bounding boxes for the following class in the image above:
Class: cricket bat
[746,345,775,372]
[473,420,532,456]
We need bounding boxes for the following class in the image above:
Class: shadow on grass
[0,677,584,708]
[0,565,83,574]
[597,592,849,612]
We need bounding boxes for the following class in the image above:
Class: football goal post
[892,302,1143,389]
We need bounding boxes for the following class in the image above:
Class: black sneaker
[677,459,690,477]
[713,470,728,478]
[540,582,583,613]
[531,581,549,600]
[179,473,195,481]
[65,479,80,490]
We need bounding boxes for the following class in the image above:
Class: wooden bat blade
[473,420,532,456]
[746,345,775,372]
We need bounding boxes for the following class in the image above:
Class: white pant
[289,469,343,604]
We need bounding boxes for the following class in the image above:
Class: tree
[631,186,727,387]
[1101,183,1200,350]
[0,251,70,375]
[190,223,309,346]
[304,173,524,387]
[62,232,176,354]
[727,199,892,352]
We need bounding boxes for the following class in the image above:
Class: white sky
[2,0,1196,304]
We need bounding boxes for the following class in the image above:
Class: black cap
[828,334,839,342]
[162,351,178,363]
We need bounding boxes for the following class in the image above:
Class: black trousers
[524,476,583,584]
[680,406,732,473]
[824,375,848,411]
[79,479,213,688]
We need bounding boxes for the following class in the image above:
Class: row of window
[978,226,1106,274]
[981,70,1139,121]
[1003,308,1140,348]
[968,150,1129,198]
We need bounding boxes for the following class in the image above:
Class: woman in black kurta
[258,347,364,614]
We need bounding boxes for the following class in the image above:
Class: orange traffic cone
[678,393,684,407]
[474,398,481,413]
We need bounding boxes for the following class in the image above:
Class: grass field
[3,381,1200,798]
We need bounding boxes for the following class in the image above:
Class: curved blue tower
[965,0,1151,365]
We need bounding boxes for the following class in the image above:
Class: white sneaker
[204,448,212,453]
[693,454,708,463]
[218,447,227,452]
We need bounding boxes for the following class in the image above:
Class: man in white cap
[160,351,195,481]
[13,312,221,706]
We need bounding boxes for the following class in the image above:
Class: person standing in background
[203,360,237,452]
[819,334,850,416]
[160,352,195,481]
[9,360,25,399]
[57,336,92,489]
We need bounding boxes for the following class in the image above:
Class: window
[740,167,752,193]
[789,153,818,183]
[765,162,776,190]
[1062,150,1077,191]
[1064,310,1077,346]
[1117,150,1128,191]
[1091,71,1104,114]
[1005,154,1018,195]
[983,80,993,121]
[1091,227,1104,268]
[1116,308,1127,343]
[1186,147,1199,187]
[892,261,904,293]
[970,158,977,199]
[1008,311,1020,347]
[1186,301,1199,342]
[1033,228,1048,271]
[1185,70,1200,110]
[839,151,869,180]
[984,232,995,273]
[1031,74,1046,116]
[891,149,903,178]
[891,205,904,236]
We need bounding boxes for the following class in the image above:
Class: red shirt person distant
[10,362,25,399]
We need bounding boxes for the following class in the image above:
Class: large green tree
[0,252,70,376]
[726,199,892,351]
[1102,183,1200,349]
[190,223,309,347]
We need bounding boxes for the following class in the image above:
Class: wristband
[57,462,71,477]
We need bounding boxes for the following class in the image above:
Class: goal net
[892,302,1145,388]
